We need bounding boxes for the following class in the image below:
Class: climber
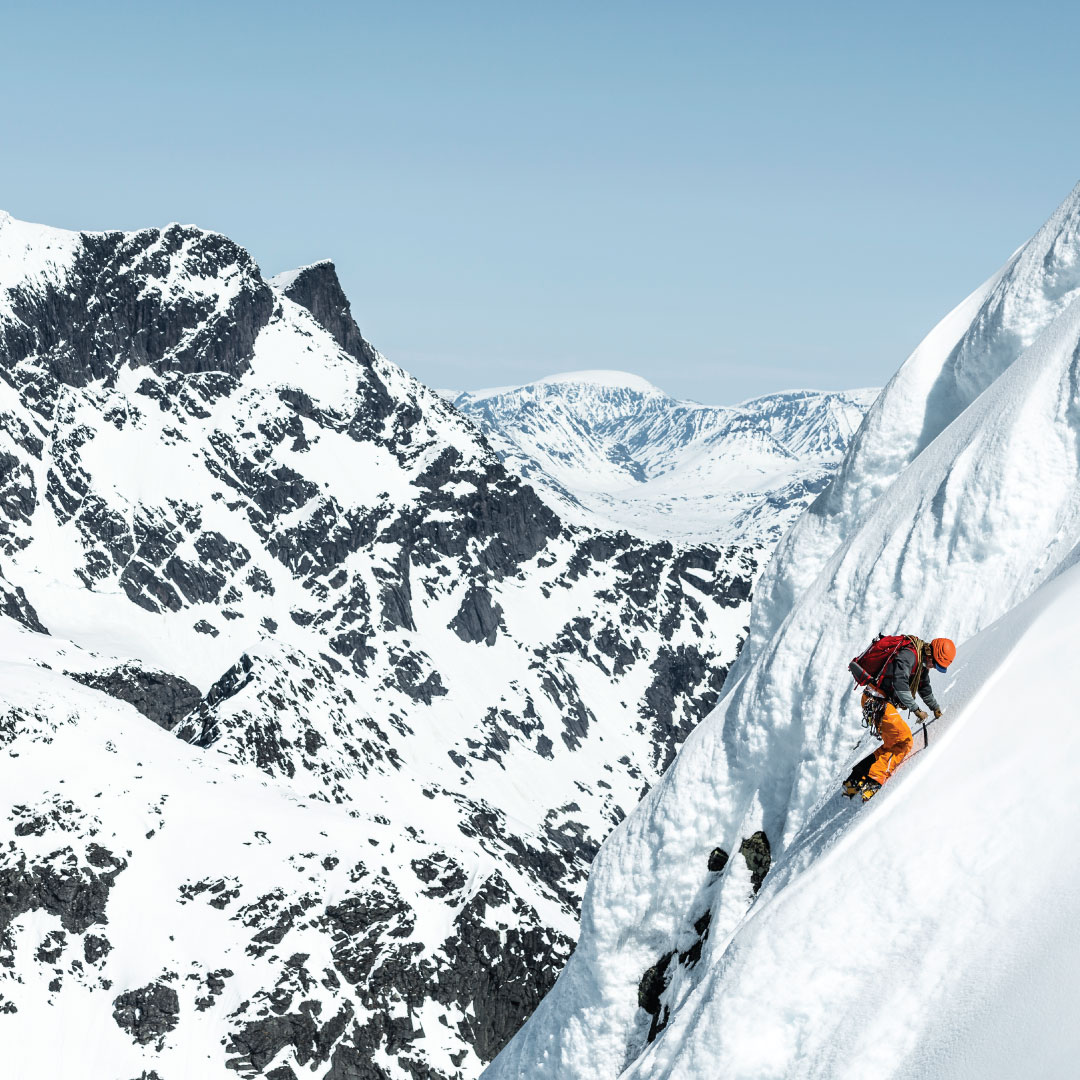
[844,635,956,801]
[848,635,955,721]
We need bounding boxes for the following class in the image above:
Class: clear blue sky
[2,1,1078,402]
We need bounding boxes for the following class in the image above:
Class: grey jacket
[886,641,941,714]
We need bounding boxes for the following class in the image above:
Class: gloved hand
[933,708,944,719]
[914,708,928,722]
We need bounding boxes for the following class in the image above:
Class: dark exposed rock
[0,450,36,539]
[430,872,573,1063]
[637,951,674,1044]
[0,578,47,633]
[112,981,180,1048]
[0,224,274,389]
[707,847,729,873]
[537,669,595,753]
[449,585,503,646]
[119,559,183,613]
[35,929,66,963]
[642,644,728,771]
[390,650,447,704]
[204,653,255,708]
[67,664,202,731]
[277,261,378,367]
[226,1002,351,1074]
[84,933,113,964]
[195,967,235,1011]
[0,846,126,936]
[740,830,772,893]
[678,909,712,967]
[268,500,385,579]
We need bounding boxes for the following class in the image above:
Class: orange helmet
[930,637,956,671]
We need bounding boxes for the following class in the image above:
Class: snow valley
[448,373,875,547]
[0,211,869,1079]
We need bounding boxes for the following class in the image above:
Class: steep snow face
[610,561,1080,1080]
[484,182,1080,1079]
[451,374,875,545]
[0,216,758,1078]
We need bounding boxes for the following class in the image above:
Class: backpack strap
[904,635,925,696]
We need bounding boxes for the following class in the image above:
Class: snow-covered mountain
[448,373,875,545]
[484,183,1080,1079]
[0,211,760,1078]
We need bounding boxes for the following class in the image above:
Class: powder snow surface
[485,182,1080,1079]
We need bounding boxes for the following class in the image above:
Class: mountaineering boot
[860,779,882,802]
[842,776,882,801]
[842,751,875,798]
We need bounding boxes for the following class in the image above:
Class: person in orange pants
[844,692,914,800]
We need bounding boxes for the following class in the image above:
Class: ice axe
[911,713,939,749]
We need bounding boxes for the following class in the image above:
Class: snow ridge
[485,182,1080,1079]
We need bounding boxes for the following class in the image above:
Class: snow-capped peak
[460,369,665,404]
[0,212,759,1078]
[0,211,81,299]
[269,259,335,291]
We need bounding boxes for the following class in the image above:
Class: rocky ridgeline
[0,215,758,1078]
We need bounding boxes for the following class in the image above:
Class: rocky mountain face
[448,372,875,545]
[0,212,759,1079]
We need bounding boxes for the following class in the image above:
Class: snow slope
[449,373,875,545]
[615,559,1080,1079]
[484,181,1080,1079]
[0,212,759,1078]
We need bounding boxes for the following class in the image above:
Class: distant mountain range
[447,372,876,545]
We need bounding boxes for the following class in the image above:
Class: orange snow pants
[868,704,914,785]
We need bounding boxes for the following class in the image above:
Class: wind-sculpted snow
[450,373,875,545]
[485,181,1080,1079]
[0,212,759,1078]
[612,562,1080,1079]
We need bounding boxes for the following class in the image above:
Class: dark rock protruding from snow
[112,982,180,1048]
[637,951,675,1044]
[740,831,771,893]
[0,844,126,936]
[0,577,46,633]
[67,665,202,731]
[1,224,274,390]
[707,847,729,873]
[275,260,377,366]
[450,585,504,645]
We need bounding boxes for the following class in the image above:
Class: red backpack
[849,635,916,694]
